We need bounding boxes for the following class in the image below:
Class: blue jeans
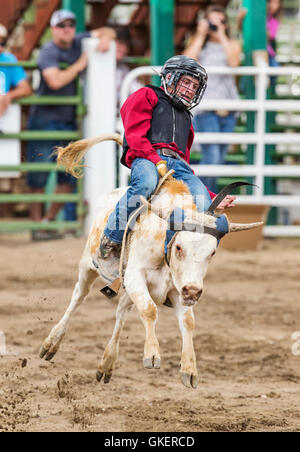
[193,112,236,193]
[26,117,77,189]
[104,156,212,244]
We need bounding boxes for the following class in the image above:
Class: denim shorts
[26,117,77,189]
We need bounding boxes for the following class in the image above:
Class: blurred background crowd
[0,0,299,240]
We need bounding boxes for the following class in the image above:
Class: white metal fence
[119,62,300,237]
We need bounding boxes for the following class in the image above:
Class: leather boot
[94,233,122,284]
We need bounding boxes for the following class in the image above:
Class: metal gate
[0,60,85,234]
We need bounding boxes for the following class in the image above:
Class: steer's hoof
[96,370,112,384]
[143,357,161,369]
[39,345,57,361]
[96,370,103,382]
[39,346,47,359]
[180,372,198,389]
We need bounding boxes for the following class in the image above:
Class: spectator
[115,28,143,107]
[0,23,31,217]
[0,24,31,117]
[26,10,116,240]
[184,5,241,193]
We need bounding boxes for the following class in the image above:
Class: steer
[39,134,262,389]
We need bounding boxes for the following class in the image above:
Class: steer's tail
[55,133,123,178]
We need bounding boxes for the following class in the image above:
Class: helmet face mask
[161,55,208,110]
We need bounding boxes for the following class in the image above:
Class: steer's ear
[140,197,169,221]
[229,221,264,232]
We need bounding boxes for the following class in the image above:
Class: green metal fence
[0,61,85,234]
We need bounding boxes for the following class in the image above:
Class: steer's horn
[207,181,257,214]
[229,221,264,232]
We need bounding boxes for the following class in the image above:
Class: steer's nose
[181,285,203,305]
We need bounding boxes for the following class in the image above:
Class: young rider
[96,55,235,280]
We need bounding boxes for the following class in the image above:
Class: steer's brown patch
[190,203,197,212]
[89,209,113,255]
[183,311,195,331]
[164,179,190,196]
[154,231,165,242]
[164,179,197,211]
[143,301,157,321]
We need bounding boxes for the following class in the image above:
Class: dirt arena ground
[0,234,300,432]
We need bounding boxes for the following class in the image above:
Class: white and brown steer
[39,134,262,389]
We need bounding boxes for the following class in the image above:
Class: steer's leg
[124,271,161,369]
[169,290,198,389]
[40,264,98,361]
[96,293,133,384]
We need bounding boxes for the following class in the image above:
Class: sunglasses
[56,22,76,29]
[0,39,7,47]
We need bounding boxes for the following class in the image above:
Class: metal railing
[119,63,300,237]
[0,61,86,234]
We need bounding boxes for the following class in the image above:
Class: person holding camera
[184,5,241,193]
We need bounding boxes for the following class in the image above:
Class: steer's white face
[169,231,217,307]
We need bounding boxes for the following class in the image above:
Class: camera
[208,21,218,31]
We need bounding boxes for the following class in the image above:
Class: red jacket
[120,86,216,199]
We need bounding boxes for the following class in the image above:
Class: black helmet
[161,55,207,110]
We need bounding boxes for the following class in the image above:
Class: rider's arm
[120,87,162,166]
[207,188,216,200]
[185,123,195,164]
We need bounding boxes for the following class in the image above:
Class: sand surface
[0,234,300,432]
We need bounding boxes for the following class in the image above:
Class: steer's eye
[175,245,183,258]
[208,251,216,260]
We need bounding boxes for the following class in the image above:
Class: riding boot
[93,233,122,284]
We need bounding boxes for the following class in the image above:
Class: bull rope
[118,169,175,288]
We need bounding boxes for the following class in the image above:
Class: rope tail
[55,133,123,178]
